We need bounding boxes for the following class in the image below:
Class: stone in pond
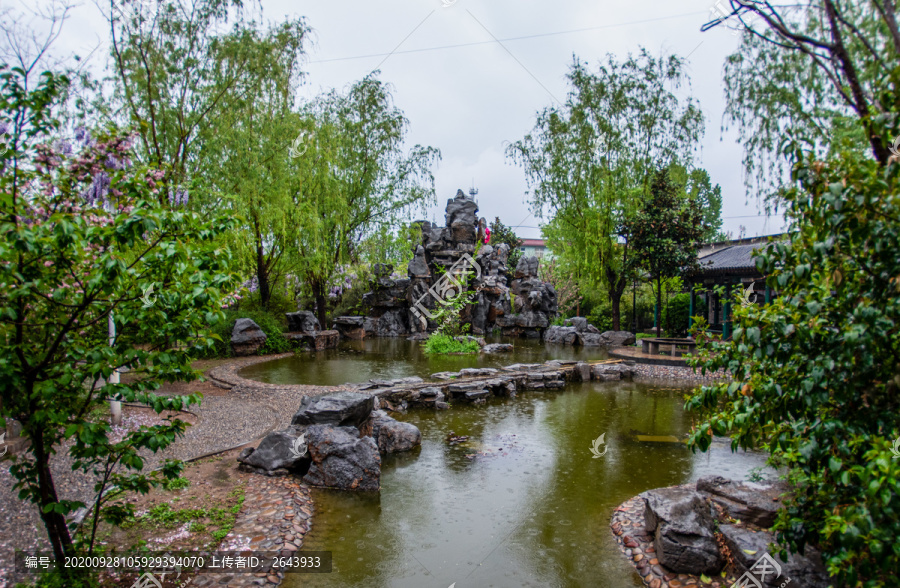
[697,475,787,529]
[544,325,578,345]
[369,410,422,454]
[303,425,381,491]
[642,486,723,575]
[481,343,513,353]
[719,524,830,587]
[230,318,267,356]
[286,310,320,333]
[238,426,310,474]
[291,391,375,428]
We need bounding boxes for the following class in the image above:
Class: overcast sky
[57,0,786,240]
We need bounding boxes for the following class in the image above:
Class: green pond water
[244,340,771,588]
[238,338,612,387]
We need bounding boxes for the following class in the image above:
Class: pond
[239,337,612,387]
[276,379,770,588]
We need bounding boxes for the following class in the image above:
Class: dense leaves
[507,49,712,330]
[687,146,900,588]
[0,68,237,571]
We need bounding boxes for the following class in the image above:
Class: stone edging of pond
[611,487,720,588]
[187,474,314,588]
[192,352,727,588]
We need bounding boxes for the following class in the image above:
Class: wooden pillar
[688,286,695,330]
[723,282,732,339]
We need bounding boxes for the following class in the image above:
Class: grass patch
[422,333,480,354]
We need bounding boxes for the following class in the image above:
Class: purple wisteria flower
[56,140,73,155]
[167,189,189,207]
[105,155,123,170]
[242,277,259,293]
[82,172,111,207]
[74,126,91,144]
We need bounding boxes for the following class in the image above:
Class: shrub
[422,334,480,354]
[662,292,691,337]
[686,149,900,585]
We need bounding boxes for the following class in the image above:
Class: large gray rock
[286,310,320,333]
[238,426,310,473]
[719,525,830,588]
[374,309,409,337]
[231,318,267,356]
[445,190,478,242]
[579,330,636,347]
[370,410,422,454]
[642,487,724,575]
[482,343,513,353]
[303,425,381,491]
[565,317,589,332]
[515,256,540,278]
[697,476,787,529]
[544,325,578,345]
[333,316,366,340]
[408,245,430,278]
[291,392,375,428]
[600,330,636,346]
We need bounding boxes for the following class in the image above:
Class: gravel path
[0,354,343,588]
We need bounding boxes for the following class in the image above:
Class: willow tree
[105,0,309,200]
[507,49,705,329]
[289,75,440,327]
[716,0,899,200]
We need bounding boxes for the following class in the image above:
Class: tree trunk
[32,428,73,565]
[610,290,622,331]
[256,244,270,309]
[655,275,662,337]
[314,283,327,330]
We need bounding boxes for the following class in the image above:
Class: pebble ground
[610,490,738,588]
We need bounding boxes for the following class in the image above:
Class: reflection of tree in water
[499,381,696,586]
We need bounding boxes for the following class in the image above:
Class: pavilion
[686,235,783,339]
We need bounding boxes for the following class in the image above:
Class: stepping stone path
[190,474,314,588]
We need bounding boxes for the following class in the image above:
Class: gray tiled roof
[696,243,769,275]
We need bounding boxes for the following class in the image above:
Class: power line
[308,10,710,64]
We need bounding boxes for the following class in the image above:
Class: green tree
[289,76,439,327]
[686,3,900,584]
[488,216,524,269]
[717,0,898,200]
[0,69,236,572]
[507,49,704,329]
[105,0,309,197]
[623,169,706,337]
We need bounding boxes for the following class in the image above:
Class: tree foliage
[0,67,236,573]
[289,75,439,326]
[623,168,706,336]
[507,49,706,329]
[718,0,899,200]
[688,2,900,584]
[488,216,524,269]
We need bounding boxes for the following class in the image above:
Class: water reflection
[282,380,771,588]
[238,338,610,387]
